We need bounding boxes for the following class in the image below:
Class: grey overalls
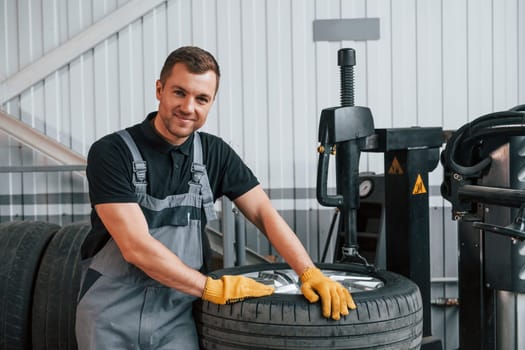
[76,131,217,349]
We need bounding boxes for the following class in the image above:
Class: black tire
[0,221,60,350]
[194,263,423,349]
[32,221,91,350]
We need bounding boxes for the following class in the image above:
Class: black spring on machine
[338,48,356,107]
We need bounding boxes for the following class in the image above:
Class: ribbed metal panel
[1,1,524,346]
[2,0,524,184]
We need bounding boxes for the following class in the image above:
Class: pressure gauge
[359,179,373,198]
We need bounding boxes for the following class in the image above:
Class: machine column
[375,127,442,338]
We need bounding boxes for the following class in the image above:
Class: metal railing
[0,165,89,225]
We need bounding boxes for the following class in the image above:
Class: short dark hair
[159,46,221,94]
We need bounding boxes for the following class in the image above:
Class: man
[76,46,355,349]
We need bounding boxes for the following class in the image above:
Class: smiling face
[154,63,217,145]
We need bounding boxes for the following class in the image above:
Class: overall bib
[76,131,217,349]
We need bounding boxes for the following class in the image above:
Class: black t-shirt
[82,112,259,258]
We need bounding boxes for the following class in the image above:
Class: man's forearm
[124,235,208,297]
[96,202,207,297]
[233,186,315,275]
[257,207,315,275]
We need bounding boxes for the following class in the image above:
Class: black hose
[321,209,339,263]
[510,104,525,112]
[462,126,525,145]
[443,110,525,176]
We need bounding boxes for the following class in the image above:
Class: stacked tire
[0,221,90,350]
[32,222,91,350]
[0,221,59,350]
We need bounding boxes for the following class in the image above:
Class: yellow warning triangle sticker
[412,174,427,195]
[388,157,404,174]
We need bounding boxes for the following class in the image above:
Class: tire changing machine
[319,48,525,349]
[440,104,525,349]
[316,48,443,349]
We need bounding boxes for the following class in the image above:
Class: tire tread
[195,263,423,349]
[0,221,59,350]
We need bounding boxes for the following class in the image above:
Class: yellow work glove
[202,275,275,305]
[300,267,356,320]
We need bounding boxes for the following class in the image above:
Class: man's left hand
[300,267,356,320]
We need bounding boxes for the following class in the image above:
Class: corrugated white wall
[1,1,524,347]
[3,0,524,185]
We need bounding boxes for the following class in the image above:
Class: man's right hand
[300,267,356,320]
[201,275,274,304]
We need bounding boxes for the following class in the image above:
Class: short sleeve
[221,147,259,200]
[86,134,138,205]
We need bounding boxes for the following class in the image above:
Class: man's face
[154,63,217,145]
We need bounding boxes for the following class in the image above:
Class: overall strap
[116,130,148,194]
[190,133,218,221]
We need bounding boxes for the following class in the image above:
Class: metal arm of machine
[316,48,376,262]
[316,106,376,207]
[457,185,525,240]
[472,205,525,240]
[458,185,525,209]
